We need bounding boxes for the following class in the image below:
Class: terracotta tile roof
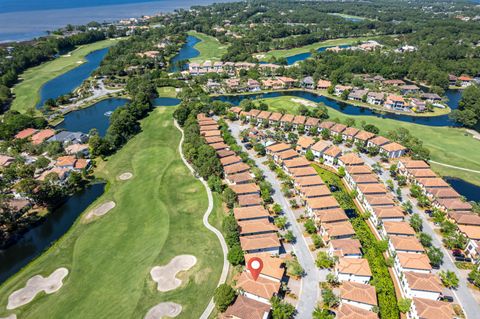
[409,168,437,178]
[220,155,242,166]
[217,149,236,158]
[305,117,320,126]
[238,194,263,207]
[202,130,222,137]
[56,155,76,167]
[355,130,375,141]
[238,219,277,235]
[306,196,340,210]
[74,159,88,170]
[317,79,332,88]
[4,199,31,211]
[289,166,318,177]
[351,174,378,184]
[311,140,330,153]
[383,221,416,236]
[413,297,455,319]
[436,198,472,211]
[280,114,294,123]
[0,155,14,167]
[293,115,306,125]
[230,183,260,195]
[339,153,364,166]
[249,109,262,117]
[335,304,378,319]
[300,185,331,198]
[372,206,405,219]
[269,112,283,121]
[323,221,355,238]
[427,187,460,199]
[400,159,430,169]
[319,121,335,129]
[337,257,372,277]
[37,167,69,181]
[340,281,377,306]
[381,142,406,152]
[197,113,207,120]
[343,127,360,137]
[331,123,347,133]
[405,272,442,293]
[357,183,387,195]
[323,145,342,158]
[235,271,281,300]
[458,225,480,240]
[229,107,243,114]
[277,149,299,160]
[198,119,217,126]
[294,175,324,187]
[15,128,38,139]
[390,235,425,252]
[330,239,362,256]
[417,178,450,188]
[266,143,291,153]
[297,136,315,149]
[368,136,390,147]
[199,124,219,131]
[31,129,55,145]
[346,165,372,175]
[397,252,432,271]
[224,163,250,175]
[210,142,229,150]
[448,212,480,226]
[315,208,349,224]
[234,206,269,221]
[240,233,281,251]
[365,194,396,206]
[222,295,270,319]
[283,157,311,168]
[257,111,272,120]
[244,253,285,280]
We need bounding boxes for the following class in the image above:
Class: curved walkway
[174,120,229,319]
[430,160,480,174]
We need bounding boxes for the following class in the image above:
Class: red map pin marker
[247,257,263,281]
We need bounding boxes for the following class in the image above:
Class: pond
[169,35,200,72]
[286,44,351,65]
[214,90,461,127]
[37,47,109,109]
[444,177,480,202]
[57,98,129,136]
[0,183,105,284]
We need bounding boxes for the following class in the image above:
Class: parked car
[455,256,467,262]
[245,143,252,150]
[440,295,454,302]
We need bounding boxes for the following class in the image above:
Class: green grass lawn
[254,95,480,186]
[256,36,377,60]
[11,39,121,113]
[0,107,223,319]
[187,31,228,62]
[328,13,371,21]
[156,86,178,98]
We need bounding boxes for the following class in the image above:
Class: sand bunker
[144,302,182,319]
[7,268,68,310]
[85,201,116,220]
[0,314,17,319]
[150,255,197,292]
[118,172,133,180]
[291,98,316,107]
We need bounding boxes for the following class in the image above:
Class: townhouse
[328,239,362,258]
[235,271,281,304]
[394,252,432,275]
[409,297,455,319]
[335,257,372,284]
[234,206,270,222]
[239,233,281,254]
[335,304,378,319]
[222,295,270,319]
[340,281,378,311]
[401,272,443,300]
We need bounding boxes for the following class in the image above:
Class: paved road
[229,122,323,318]
[174,121,230,319]
[359,154,480,319]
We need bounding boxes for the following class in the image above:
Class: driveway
[229,122,325,318]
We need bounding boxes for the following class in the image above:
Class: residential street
[229,122,325,319]
[359,154,480,319]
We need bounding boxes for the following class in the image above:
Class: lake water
[0,0,236,42]
[445,177,480,202]
[57,98,129,136]
[286,44,351,65]
[169,35,201,71]
[0,183,105,284]
[37,47,109,109]
[214,90,461,127]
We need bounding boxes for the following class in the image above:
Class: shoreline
[212,88,453,118]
